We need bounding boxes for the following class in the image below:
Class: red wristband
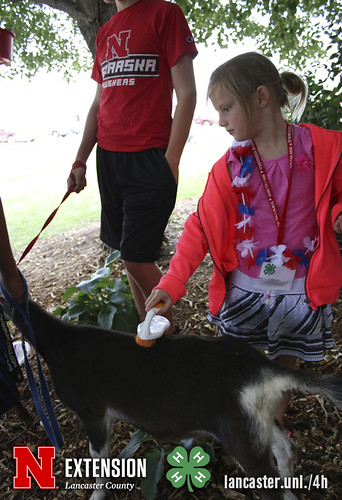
[71,160,87,170]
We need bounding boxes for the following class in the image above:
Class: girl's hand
[145,289,173,316]
[334,213,342,234]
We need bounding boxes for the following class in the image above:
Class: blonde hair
[207,52,307,123]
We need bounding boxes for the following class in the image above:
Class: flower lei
[230,140,317,270]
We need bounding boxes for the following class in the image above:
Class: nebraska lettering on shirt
[101,54,159,80]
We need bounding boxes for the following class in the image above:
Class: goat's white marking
[88,410,113,500]
[270,423,296,478]
[239,370,298,448]
[282,491,298,500]
[106,407,129,422]
[89,441,109,495]
[87,408,139,500]
[90,490,107,500]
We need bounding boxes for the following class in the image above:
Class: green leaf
[180,438,194,450]
[61,313,71,322]
[108,291,127,305]
[140,447,165,500]
[112,308,139,333]
[76,278,100,295]
[117,429,149,459]
[62,285,78,302]
[93,267,111,279]
[105,250,121,266]
[111,278,127,293]
[65,303,87,320]
[76,267,110,294]
[98,305,117,329]
[53,305,65,317]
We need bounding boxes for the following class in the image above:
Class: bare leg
[274,355,297,427]
[123,260,174,333]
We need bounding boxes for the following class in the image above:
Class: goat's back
[10,300,342,443]
[12,301,276,432]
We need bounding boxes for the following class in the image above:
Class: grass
[1,125,230,252]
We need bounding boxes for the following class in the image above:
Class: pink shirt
[229,125,316,278]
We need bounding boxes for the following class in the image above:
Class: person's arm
[165,53,196,183]
[0,199,24,302]
[145,209,209,315]
[67,83,102,193]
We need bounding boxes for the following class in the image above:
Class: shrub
[54,250,139,333]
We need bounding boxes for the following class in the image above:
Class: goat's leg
[271,421,296,478]
[81,413,114,500]
[233,449,297,500]
[220,425,297,500]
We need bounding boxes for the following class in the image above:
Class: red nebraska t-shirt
[92,0,197,151]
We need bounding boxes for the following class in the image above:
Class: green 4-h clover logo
[264,263,276,275]
[166,446,211,492]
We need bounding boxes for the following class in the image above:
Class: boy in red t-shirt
[67,0,197,331]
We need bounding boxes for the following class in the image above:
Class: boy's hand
[145,289,173,316]
[67,163,87,193]
[334,213,342,234]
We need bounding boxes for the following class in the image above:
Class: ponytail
[279,71,307,122]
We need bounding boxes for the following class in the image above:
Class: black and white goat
[4,299,342,500]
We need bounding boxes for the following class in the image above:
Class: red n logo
[13,446,56,489]
[106,30,131,59]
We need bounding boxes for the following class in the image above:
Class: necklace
[251,122,294,247]
[230,124,317,270]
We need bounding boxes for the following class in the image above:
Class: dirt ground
[0,198,341,500]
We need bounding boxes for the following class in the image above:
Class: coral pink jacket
[158,124,342,314]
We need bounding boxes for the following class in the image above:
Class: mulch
[0,198,341,500]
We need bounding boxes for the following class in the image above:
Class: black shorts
[96,147,177,262]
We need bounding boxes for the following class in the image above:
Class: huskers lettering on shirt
[92,0,197,152]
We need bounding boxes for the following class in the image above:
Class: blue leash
[0,271,64,450]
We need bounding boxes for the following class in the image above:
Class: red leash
[17,187,74,265]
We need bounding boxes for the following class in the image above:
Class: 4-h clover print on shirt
[166,445,211,492]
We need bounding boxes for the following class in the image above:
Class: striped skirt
[208,269,333,362]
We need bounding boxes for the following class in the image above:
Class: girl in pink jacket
[146,52,342,426]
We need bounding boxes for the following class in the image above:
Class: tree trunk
[33,0,116,57]
[76,0,116,58]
